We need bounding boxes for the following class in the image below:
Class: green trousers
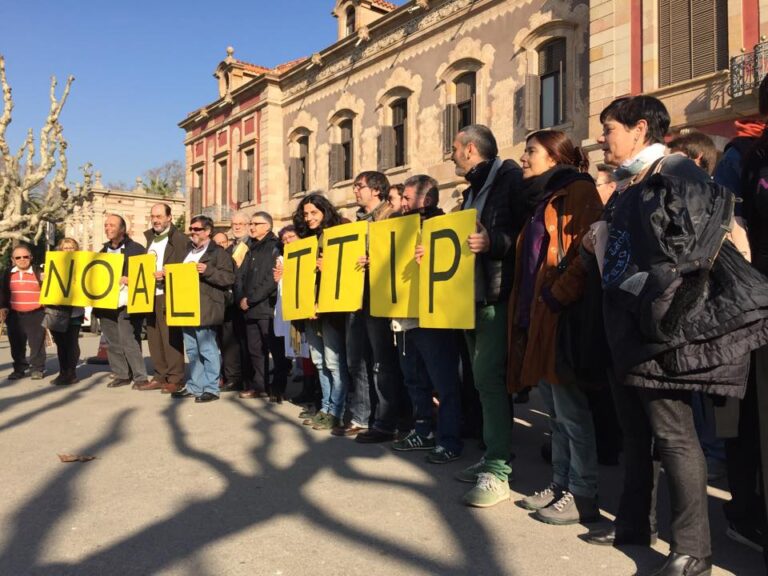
[465,302,512,481]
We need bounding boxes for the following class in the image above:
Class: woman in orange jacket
[507,129,604,525]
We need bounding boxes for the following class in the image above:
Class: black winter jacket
[234,233,280,320]
[603,157,768,397]
[460,159,524,304]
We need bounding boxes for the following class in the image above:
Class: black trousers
[7,308,46,373]
[52,323,80,377]
[220,306,251,385]
[610,370,711,557]
[245,318,288,394]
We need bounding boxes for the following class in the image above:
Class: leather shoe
[131,379,155,390]
[107,378,132,388]
[171,388,195,399]
[583,525,658,547]
[219,381,241,392]
[648,553,712,576]
[161,383,182,394]
[355,429,395,443]
[331,423,368,437]
[137,380,164,391]
[239,389,268,399]
[195,392,220,403]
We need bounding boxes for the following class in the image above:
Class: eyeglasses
[13,255,31,260]
[353,183,369,191]
[249,222,268,227]
[189,226,205,232]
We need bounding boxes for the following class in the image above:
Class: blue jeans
[305,317,349,419]
[538,381,598,498]
[396,328,463,454]
[346,308,405,433]
[183,327,221,396]
[346,311,373,426]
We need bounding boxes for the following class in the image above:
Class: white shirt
[106,243,129,308]
[148,230,170,295]
[184,241,209,264]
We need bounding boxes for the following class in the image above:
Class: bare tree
[143,160,184,197]
[0,55,92,252]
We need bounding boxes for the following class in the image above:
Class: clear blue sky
[0,0,370,189]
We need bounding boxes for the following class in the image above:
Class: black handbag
[553,209,609,390]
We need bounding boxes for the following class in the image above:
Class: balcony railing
[730,40,768,98]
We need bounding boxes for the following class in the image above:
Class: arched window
[538,38,566,128]
[345,5,356,36]
[455,72,476,131]
[340,119,353,181]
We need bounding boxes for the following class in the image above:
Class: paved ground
[0,333,762,576]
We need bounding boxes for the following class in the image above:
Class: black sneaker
[7,371,26,380]
[195,392,220,403]
[171,387,195,399]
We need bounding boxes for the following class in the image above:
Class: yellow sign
[318,221,368,313]
[128,254,157,314]
[282,235,318,320]
[418,209,476,329]
[165,263,201,326]
[369,214,420,318]
[40,251,123,309]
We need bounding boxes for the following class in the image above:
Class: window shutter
[289,158,301,195]
[329,143,342,187]
[378,126,396,171]
[236,170,245,203]
[659,0,671,86]
[524,74,540,132]
[669,0,691,84]
[190,187,202,215]
[443,104,459,155]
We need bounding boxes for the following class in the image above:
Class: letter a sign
[128,254,157,314]
[418,210,476,329]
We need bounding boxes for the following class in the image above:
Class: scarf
[152,227,170,242]
[735,119,766,139]
[613,143,666,192]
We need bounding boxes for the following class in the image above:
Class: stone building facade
[65,174,187,251]
[586,0,768,152]
[180,0,768,225]
[179,0,591,222]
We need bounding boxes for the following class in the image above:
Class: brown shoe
[161,382,182,394]
[331,423,368,437]
[135,380,164,391]
[239,390,257,399]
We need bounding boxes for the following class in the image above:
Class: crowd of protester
[4,88,768,576]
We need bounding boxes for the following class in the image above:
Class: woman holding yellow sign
[290,193,351,431]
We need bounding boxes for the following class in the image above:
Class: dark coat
[460,159,524,304]
[193,241,236,327]
[507,171,603,390]
[96,236,146,318]
[603,157,768,397]
[0,265,43,310]
[143,224,188,266]
[234,233,280,320]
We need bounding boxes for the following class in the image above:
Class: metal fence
[730,41,768,98]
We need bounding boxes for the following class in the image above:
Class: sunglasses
[189,226,206,232]
[13,255,31,260]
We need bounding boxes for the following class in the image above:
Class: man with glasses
[595,164,617,204]
[137,203,189,393]
[220,210,252,392]
[172,215,235,403]
[0,244,46,380]
[234,212,285,400]
[343,171,408,443]
[97,214,149,389]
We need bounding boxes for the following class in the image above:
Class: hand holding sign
[467,221,490,254]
